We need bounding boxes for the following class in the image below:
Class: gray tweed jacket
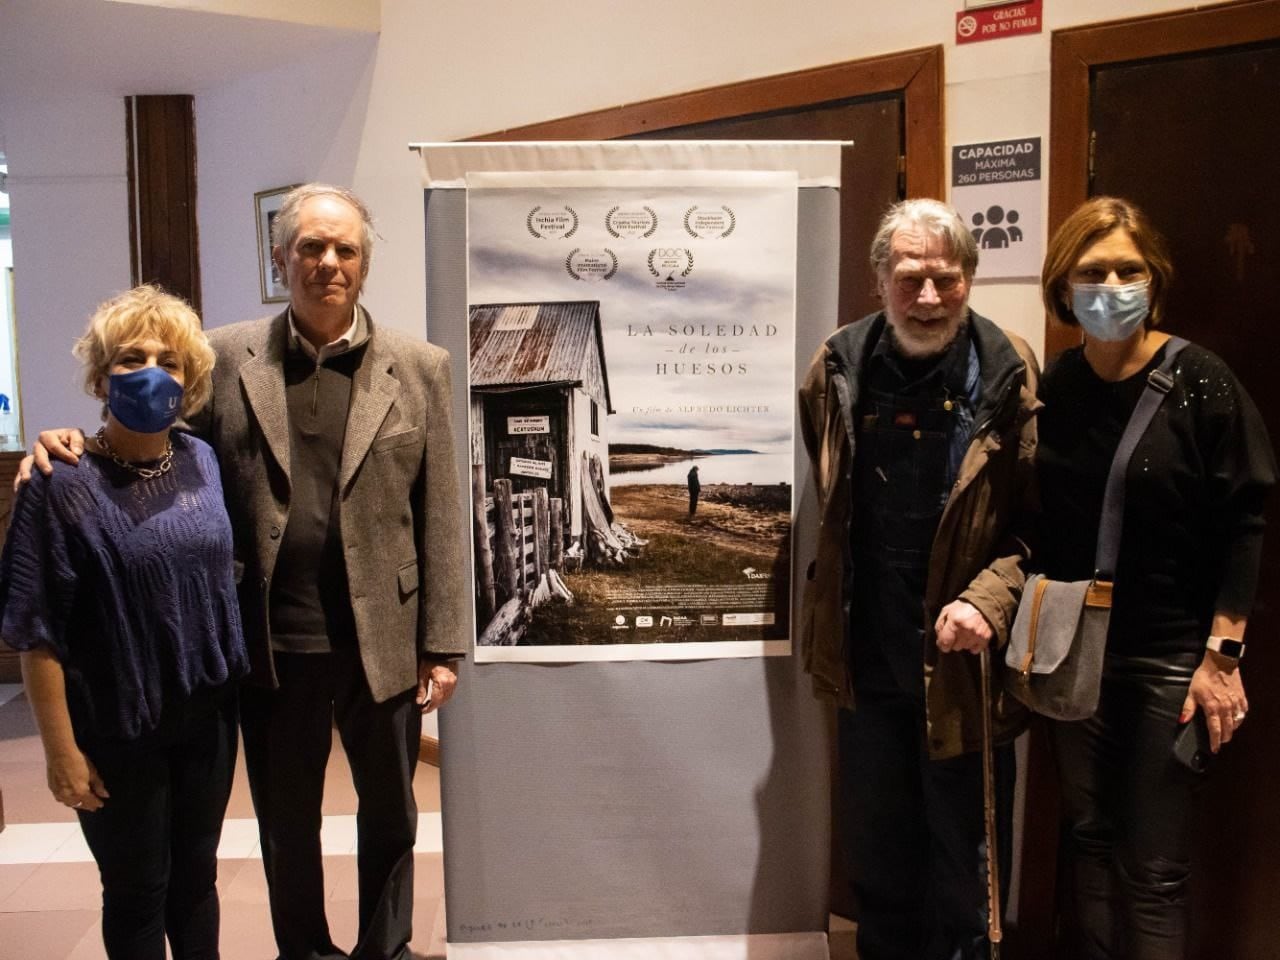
[190,307,468,701]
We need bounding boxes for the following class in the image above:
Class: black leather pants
[1050,652,1205,960]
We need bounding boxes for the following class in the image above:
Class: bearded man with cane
[798,199,1039,959]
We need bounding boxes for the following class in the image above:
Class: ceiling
[0,0,377,101]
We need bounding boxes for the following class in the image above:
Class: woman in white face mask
[1034,197,1276,958]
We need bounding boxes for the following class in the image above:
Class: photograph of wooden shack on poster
[466,170,797,662]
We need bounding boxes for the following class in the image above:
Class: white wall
[3,0,1237,434]
[2,94,133,435]
[195,33,378,330]
[337,0,1231,356]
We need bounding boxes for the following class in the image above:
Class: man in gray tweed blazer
[29,184,468,960]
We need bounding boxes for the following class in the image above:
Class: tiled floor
[0,684,448,960]
[0,683,857,959]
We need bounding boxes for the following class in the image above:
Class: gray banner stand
[419,143,843,957]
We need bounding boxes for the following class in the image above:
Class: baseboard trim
[419,734,440,767]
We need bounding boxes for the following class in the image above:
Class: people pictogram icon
[1005,209,1022,243]
[969,206,1022,248]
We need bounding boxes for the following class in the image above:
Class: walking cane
[979,646,1003,959]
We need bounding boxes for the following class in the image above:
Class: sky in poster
[467,171,797,476]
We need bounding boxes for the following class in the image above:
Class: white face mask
[1070,280,1151,341]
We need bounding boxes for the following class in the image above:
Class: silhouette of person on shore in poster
[687,464,701,517]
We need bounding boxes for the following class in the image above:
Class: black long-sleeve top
[1036,341,1276,657]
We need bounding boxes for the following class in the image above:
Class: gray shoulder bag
[1005,337,1189,721]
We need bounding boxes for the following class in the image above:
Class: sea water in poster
[467,169,797,662]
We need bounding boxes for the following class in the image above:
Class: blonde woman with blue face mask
[0,285,246,960]
[1035,197,1276,959]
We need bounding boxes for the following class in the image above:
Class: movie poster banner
[467,169,797,662]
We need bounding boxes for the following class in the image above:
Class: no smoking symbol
[957,15,977,38]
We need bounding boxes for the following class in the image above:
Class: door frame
[471,46,943,923]
[1023,3,1280,952]
[472,46,945,201]
[1047,0,1280,359]
[126,95,201,314]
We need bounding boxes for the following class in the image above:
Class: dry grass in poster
[522,484,790,645]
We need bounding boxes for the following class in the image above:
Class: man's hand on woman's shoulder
[14,428,87,491]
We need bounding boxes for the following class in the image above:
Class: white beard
[885,313,968,359]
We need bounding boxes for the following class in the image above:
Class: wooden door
[485,394,566,500]
[126,95,201,312]
[473,48,944,327]
[628,98,902,325]
[1046,6,1280,956]
[1091,39,1280,960]
[474,49,945,926]
[627,99,902,924]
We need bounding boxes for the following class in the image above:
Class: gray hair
[270,182,375,273]
[869,198,978,279]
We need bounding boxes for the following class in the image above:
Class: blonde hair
[73,285,216,418]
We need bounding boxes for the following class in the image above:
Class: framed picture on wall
[254,185,299,303]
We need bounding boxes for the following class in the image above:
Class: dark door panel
[1092,42,1280,391]
[629,97,903,325]
[1084,38,1280,960]
[470,49,944,931]
[1039,26,1280,957]
[472,50,946,330]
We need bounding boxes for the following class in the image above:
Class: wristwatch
[1206,635,1246,661]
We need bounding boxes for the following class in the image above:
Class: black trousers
[78,691,238,960]
[837,700,1014,960]
[240,649,421,960]
[1051,652,1204,960]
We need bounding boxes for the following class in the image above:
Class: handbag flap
[1007,574,1091,674]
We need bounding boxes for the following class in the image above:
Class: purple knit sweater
[0,432,246,740]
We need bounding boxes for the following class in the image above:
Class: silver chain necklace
[94,427,173,480]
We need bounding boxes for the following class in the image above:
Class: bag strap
[1094,336,1189,579]
[1019,577,1050,676]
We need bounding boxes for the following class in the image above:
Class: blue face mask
[1070,280,1151,342]
[107,366,185,434]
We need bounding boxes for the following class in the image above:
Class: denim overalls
[849,332,977,701]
